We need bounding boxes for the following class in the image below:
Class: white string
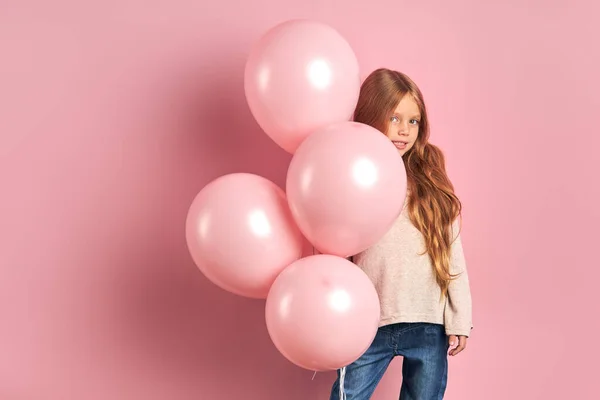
[339,366,347,400]
[311,371,317,380]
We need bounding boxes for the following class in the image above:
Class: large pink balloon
[286,121,407,257]
[244,19,360,154]
[265,255,380,371]
[185,173,304,299]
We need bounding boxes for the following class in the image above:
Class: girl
[329,68,473,400]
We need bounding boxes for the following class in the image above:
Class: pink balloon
[286,121,407,257]
[185,173,304,299]
[265,255,380,371]
[244,19,360,154]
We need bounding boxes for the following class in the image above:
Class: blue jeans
[329,323,449,400]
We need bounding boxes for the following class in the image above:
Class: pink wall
[1,1,598,399]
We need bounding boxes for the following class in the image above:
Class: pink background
[1,0,598,399]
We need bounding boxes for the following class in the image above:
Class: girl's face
[385,94,421,156]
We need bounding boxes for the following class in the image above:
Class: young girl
[329,68,473,400]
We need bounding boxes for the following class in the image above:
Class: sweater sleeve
[444,222,473,337]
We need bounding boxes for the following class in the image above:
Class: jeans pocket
[424,323,445,336]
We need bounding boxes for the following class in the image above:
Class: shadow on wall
[162,46,293,188]
[98,51,333,398]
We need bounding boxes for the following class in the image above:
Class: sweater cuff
[445,326,472,337]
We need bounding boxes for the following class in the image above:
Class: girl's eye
[390,116,399,123]
[409,119,420,125]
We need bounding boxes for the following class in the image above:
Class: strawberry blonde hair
[353,68,462,296]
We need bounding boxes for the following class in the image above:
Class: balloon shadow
[98,48,332,398]
[157,47,293,188]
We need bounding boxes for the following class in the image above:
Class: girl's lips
[392,141,408,149]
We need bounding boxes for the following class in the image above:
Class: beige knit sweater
[352,198,473,337]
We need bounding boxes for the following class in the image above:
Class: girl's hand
[448,335,467,356]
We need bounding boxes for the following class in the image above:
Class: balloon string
[312,371,317,380]
[339,366,347,400]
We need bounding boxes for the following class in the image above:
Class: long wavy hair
[353,68,462,296]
